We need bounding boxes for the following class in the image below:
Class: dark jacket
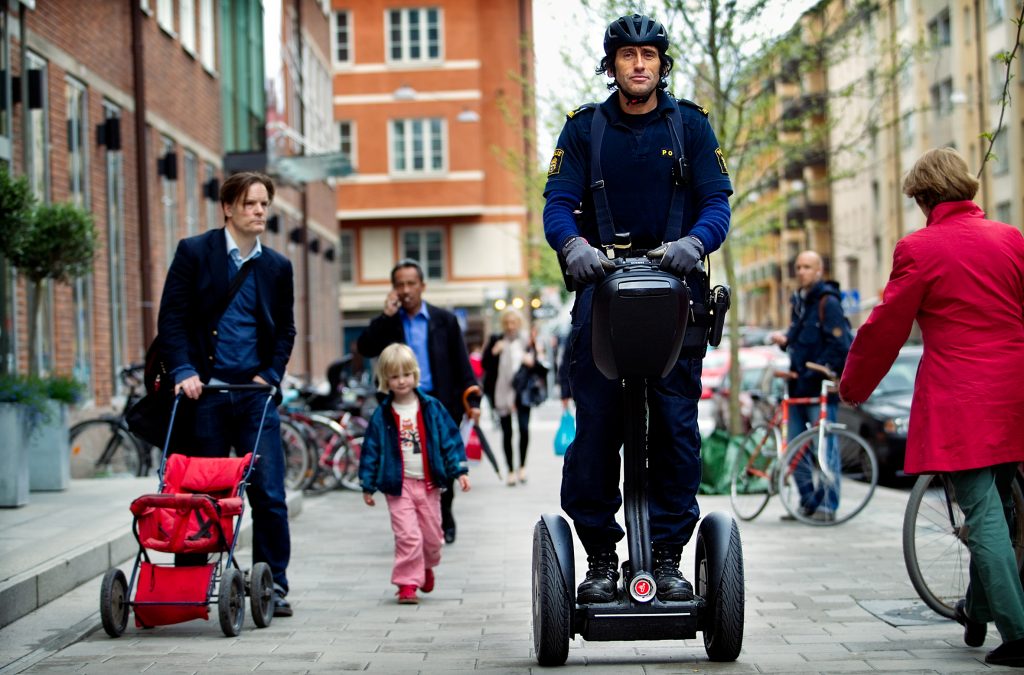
[784,280,848,397]
[157,228,296,389]
[356,302,478,423]
[359,389,468,496]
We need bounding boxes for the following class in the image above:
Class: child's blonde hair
[375,343,421,393]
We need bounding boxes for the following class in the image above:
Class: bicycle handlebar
[805,361,837,380]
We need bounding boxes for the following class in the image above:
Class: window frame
[160,135,178,268]
[385,7,443,64]
[338,120,357,170]
[388,117,447,176]
[180,0,196,54]
[199,0,216,71]
[331,10,353,65]
[339,230,355,283]
[157,0,175,34]
[400,228,444,281]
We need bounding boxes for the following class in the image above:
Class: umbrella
[461,385,502,479]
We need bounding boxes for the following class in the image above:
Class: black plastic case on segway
[590,260,691,381]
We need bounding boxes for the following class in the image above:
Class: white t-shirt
[392,399,425,479]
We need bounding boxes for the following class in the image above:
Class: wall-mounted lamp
[11,69,44,109]
[95,117,121,150]
[267,214,280,233]
[308,237,320,254]
[323,247,335,262]
[203,176,219,201]
[456,109,480,123]
[288,226,304,244]
[157,151,178,180]
[393,85,417,100]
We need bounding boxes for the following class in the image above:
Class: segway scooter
[532,248,744,666]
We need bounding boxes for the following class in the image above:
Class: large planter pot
[28,400,70,491]
[0,403,30,507]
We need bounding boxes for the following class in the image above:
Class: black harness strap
[588,98,691,252]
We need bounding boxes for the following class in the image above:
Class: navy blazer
[356,301,477,423]
[157,228,296,388]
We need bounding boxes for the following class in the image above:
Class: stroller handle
[178,383,278,397]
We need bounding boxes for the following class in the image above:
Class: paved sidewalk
[0,400,1013,673]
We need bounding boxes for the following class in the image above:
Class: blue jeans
[561,287,703,553]
[787,401,839,514]
[190,389,291,593]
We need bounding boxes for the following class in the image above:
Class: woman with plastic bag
[483,309,545,485]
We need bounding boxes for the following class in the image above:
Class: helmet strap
[615,77,655,106]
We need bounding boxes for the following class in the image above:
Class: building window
[0,9,10,164]
[339,231,354,283]
[199,0,215,70]
[157,0,174,33]
[990,55,1007,101]
[900,111,915,148]
[928,9,951,47]
[996,200,1012,223]
[930,78,953,117]
[991,130,1009,174]
[67,77,92,391]
[332,10,352,64]
[988,0,1005,24]
[104,102,129,392]
[401,229,443,280]
[339,120,356,170]
[161,136,178,267]
[183,150,199,236]
[205,162,219,229]
[180,0,196,53]
[386,8,441,63]
[389,118,445,174]
[25,53,50,201]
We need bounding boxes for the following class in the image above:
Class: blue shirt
[543,89,732,253]
[401,304,434,392]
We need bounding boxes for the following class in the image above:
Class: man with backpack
[771,249,853,522]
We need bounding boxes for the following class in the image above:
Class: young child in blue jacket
[360,343,471,604]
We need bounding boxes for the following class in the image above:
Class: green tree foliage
[0,166,34,259]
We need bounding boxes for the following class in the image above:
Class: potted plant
[27,374,85,491]
[0,374,46,506]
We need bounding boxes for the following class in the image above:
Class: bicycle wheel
[69,420,145,478]
[280,419,312,491]
[776,426,878,525]
[333,434,362,491]
[305,416,347,493]
[729,424,778,521]
[903,473,1024,618]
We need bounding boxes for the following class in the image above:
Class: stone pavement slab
[1,400,1017,672]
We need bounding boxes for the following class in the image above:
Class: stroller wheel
[100,568,129,637]
[218,568,245,637]
[249,562,274,628]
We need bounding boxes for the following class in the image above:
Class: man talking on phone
[356,259,480,544]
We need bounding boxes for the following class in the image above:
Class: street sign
[273,153,353,183]
[841,289,861,314]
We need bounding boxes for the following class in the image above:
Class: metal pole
[130,0,154,347]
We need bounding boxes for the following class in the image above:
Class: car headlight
[883,416,909,435]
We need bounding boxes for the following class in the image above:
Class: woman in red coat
[839,147,1024,667]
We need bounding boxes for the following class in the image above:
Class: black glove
[561,237,608,285]
[657,236,704,276]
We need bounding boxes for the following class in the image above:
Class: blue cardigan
[359,388,469,496]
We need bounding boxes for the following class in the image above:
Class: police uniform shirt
[544,89,733,252]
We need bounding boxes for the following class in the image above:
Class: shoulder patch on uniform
[715,147,729,175]
[678,98,710,116]
[832,326,843,338]
[548,149,564,176]
[566,103,595,120]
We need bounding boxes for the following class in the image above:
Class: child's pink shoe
[422,569,435,593]
[397,585,419,604]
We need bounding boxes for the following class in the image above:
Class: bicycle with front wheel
[902,468,1024,618]
[728,361,879,525]
[69,364,154,478]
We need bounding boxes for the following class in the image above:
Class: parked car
[837,344,923,481]
[710,346,783,432]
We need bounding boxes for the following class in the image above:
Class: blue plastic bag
[554,410,575,456]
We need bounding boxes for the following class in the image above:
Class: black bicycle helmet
[603,14,670,56]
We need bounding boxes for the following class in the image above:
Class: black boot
[576,550,619,604]
[653,544,693,601]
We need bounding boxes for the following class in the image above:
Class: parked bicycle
[69,364,155,478]
[728,361,879,525]
[902,469,1024,618]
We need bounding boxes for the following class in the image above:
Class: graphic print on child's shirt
[400,417,422,456]
[393,399,425,479]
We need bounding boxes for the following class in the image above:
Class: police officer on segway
[543,13,732,606]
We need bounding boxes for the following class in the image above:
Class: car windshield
[874,351,921,396]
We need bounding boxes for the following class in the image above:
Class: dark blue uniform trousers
[191,389,291,593]
[562,287,703,553]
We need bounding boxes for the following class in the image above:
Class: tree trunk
[27,279,41,377]
[719,239,743,437]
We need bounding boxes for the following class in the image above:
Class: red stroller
[100,384,277,637]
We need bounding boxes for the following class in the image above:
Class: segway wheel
[100,568,129,638]
[532,520,572,666]
[695,513,744,662]
[248,562,274,628]
[218,567,245,637]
